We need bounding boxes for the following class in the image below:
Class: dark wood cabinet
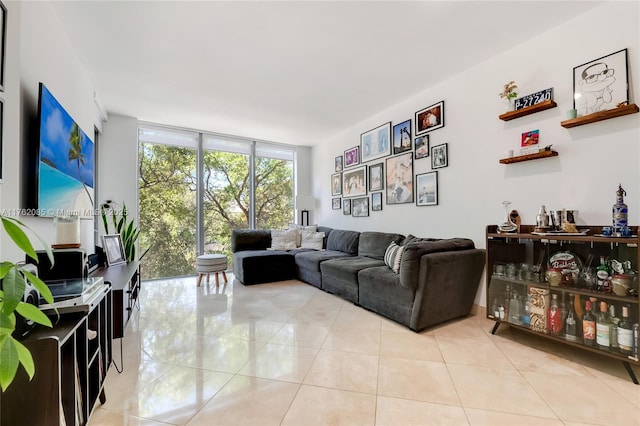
[91,261,140,338]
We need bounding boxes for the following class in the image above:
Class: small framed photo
[331,173,342,196]
[521,129,539,147]
[368,162,383,192]
[431,143,448,169]
[414,135,429,160]
[416,171,438,207]
[371,192,383,211]
[415,100,444,135]
[335,155,343,172]
[332,197,341,210]
[573,49,628,116]
[344,146,360,168]
[342,165,367,197]
[385,152,414,205]
[392,120,412,155]
[352,197,369,217]
[343,198,351,215]
[361,122,391,163]
[102,234,127,266]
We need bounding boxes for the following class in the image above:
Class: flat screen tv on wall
[27,83,94,217]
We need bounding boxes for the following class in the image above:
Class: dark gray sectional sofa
[231,226,485,332]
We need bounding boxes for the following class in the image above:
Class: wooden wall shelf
[498,100,557,121]
[499,150,558,164]
[560,103,639,128]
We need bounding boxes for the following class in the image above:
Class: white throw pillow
[287,224,317,247]
[384,242,405,274]
[301,231,325,250]
[270,229,298,250]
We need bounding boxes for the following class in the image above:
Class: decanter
[498,201,517,233]
[612,183,628,233]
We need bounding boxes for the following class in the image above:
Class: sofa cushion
[294,250,353,273]
[231,229,271,252]
[301,231,325,250]
[317,226,333,249]
[384,242,405,273]
[270,229,298,250]
[358,231,404,260]
[358,266,415,327]
[320,256,385,303]
[288,224,317,247]
[326,229,360,254]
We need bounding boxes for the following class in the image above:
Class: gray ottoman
[197,254,228,286]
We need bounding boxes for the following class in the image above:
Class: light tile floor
[89,275,640,425]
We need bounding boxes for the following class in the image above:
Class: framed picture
[431,143,448,169]
[332,197,341,210]
[343,198,351,215]
[335,155,343,172]
[342,165,367,197]
[415,100,445,135]
[352,197,369,217]
[392,120,412,155]
[368,162,383,192]
[521,129,539,147]
[344,146,360,168]
[360,122,391,163]
[0,2,6,92]
[102,234,127,266]
[331,173,342,196]
[371,192,383,211]
[573,49,628,116]
[414,135,429,159]
[416,171,438,206]
[385,152,414,205]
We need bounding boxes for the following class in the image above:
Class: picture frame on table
[415,100,445,135]
[385,152,414,205]
[416,171,438,206]
[414,135,429,159]
[368,162,383,192]
[431,143,448,169]
[331,173,342,196]
[573,49,628,117]
[332,197,341,210]
[335,155,343,172]
[342,165,367,198]
[352,197,369,217]
[343,198,351,215]
[392,120,412,155]
[360,122,391,163]
[102,234,127,266]
[344,146,360,168]
[371,192,382,211]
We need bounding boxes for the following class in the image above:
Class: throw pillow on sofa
[270,229,298,250]
[384,241,405,273]
[288,224,317,247]
[301,231,325,250]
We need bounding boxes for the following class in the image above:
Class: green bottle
[596,256,611,293]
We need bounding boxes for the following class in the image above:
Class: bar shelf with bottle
[486,224,639,383]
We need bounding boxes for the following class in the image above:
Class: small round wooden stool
[196,254,228,287]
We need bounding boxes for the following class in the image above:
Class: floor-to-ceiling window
[138,125,296,280]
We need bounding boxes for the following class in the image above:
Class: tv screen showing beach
[38,84,94,218]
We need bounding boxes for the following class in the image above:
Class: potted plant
[100,200,140,262]
[500,80,518,111]
[0,216,55,391]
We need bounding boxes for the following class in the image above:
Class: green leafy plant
[0,216,55,391]
[499,80,518,101]
[100,200,140,262]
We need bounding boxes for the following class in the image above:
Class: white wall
[312,2,640,307]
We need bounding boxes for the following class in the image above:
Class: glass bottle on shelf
[582,300,597,347]
[523,293,531,326]
[617,306,633,356]
[596,301,611,350]
[509,291,523,325]
[492,298,500,319]
[497,201,517,233]
[596,256,611,293]
[565,293,579,342]
[609,304,619,352]
[573,294,583,337]
[549,294,563,335]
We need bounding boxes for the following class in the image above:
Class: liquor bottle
[573,294,583,337]
[617,306,633,356]
[565,293,579,342]
[548,294,563,335]
[582,300,596,347]
[609,304,619,352]
[523,293,531,326]
[596,256,611,293]
[596,301,611,350]
[612,183,628,233]
[509,291,523,325]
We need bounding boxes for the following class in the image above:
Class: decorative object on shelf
[414,135,429,159]
[415,100,445,135]
[342,198,351,215]
[100,200,147,262]
[368,162,383,191]
[510,210,521,232]
[573,49,628,117]
[612,183,628,233]
[535,205,550,231]
[334,155,343,172]
[351,197,369,217]
[360,122,391,163]
[416,171,438,206]
[53,212,80,248]
[497,201,517,233]
[520,129,539,155]
[499,80,518,111]
[392,120,412,155]
[344,145,360,168]
[342,165,367,197]
[102,233,126,266]
[331,173,342,196]
[332,197,341,210]
[431,143,448,169]
[371,192,382,211]
[514,87,553,111]
[567,108,577,119]
[385,152,414,205]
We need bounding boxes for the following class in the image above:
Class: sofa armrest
[409,248,486,331]
[231,229,272,252]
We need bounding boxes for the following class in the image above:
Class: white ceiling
[50,1,603,146]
